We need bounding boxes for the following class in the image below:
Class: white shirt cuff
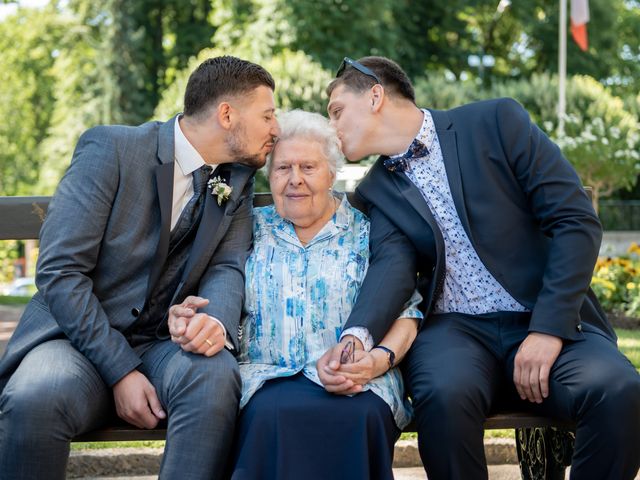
[208,315,234,350]
[340,327,374,352]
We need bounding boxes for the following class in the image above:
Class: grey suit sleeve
[36,127,142,387]
[343,198,418,344]
[496,98,602,340]
[198,177,254,350]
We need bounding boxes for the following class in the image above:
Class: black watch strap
[372,345,396,368]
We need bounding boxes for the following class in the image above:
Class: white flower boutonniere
[207,176,233,206]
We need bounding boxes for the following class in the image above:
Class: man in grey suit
[0,55,280,479]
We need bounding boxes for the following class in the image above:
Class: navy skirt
[230,373,400,480]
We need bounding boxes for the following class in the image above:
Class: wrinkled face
[269,137,336,229]
[227,85,280,168]
[327,84,373,161]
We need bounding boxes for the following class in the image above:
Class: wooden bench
[0,194,576,480]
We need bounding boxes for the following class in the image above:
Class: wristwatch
[372,345,396,369]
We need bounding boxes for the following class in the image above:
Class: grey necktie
[170,164,212,243]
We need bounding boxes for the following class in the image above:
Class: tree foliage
[0,5,63,195]
[553,76,640,207]
[0,0,638,198]
[417,71,640,208]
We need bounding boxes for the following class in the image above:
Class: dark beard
[235,153,264,168]
[226,124,266,168]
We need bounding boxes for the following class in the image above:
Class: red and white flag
[570,0,589,51]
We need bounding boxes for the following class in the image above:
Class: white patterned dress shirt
[401,110,527,314]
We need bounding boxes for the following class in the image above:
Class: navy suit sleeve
[496,98,602,340]
[36,127,142,387]
[344,194,418,344]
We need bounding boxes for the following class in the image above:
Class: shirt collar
[266,193,351,248]
[174,114,206,176]
[389,109,436,160]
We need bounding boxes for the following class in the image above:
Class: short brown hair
[184,56,275,117]
[326,56,415,103]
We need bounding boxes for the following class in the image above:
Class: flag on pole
[570,0,589,51]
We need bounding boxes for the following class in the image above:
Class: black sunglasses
[336,57,381,84]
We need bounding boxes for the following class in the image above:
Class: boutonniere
[207,176,233,206]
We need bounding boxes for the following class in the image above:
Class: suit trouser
[402,311,640,480]
[0,338,240,480]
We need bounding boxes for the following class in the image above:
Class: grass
[0,295,30,305]
[71,440,165,450]
[617,328,640,372]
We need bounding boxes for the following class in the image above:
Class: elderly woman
[229,110,422,480]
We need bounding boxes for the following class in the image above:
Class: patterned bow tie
[383,138,430,172]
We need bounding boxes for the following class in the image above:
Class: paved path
[73,468,640,480]
[70,467,544,480]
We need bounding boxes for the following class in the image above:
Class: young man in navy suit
[318,56,640,480]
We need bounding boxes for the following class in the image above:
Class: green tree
[0,5,63,195]
[417,72,640,210]
[553,76,640,210]
[524,0,640,97]
[35,0,216,193]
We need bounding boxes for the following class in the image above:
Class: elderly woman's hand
[335,349,390,390]
[318,346,390,395]
[317,338,364,395]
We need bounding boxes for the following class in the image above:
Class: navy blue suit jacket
[345,98,615,344]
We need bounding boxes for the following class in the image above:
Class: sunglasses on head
[336,57,381,84]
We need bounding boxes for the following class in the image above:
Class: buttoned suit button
[576,323,582,332]
[131,307,140,317]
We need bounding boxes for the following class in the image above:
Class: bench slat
[0,196,50,240]
[0,194,281,240]
[72,413,574,443]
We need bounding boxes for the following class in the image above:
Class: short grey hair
[266,110,344,175]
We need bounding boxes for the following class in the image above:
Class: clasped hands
[316,335,389,395]
[168,295,226,357]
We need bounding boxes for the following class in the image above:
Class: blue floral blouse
[237,194,423,428]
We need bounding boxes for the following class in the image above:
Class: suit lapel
[390,170,439,235]
[430,109,475,244]
[145,118,176,301]
[387,164,446,310]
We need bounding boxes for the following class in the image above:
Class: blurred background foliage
[1,0,638,200]
[0,0,639,199]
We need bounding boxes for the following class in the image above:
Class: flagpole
[558,0,567,136]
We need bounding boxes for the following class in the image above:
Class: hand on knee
[113,370,166,429]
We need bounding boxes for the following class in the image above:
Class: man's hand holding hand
[513,332,563,404]
[332,348,390,394]
[168,296,225,356]
[113,370,166,429]
[316,335,364,395]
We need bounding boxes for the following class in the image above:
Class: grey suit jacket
[0,116,255,391]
